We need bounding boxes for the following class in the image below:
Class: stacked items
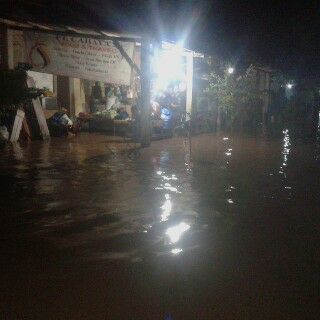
[90,82,133,121]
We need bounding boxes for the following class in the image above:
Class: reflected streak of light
[166,222,190,243]
[157,171,162,175]
[155,185,181,193]
[226,185,236,192]
[227,198,234,204]
[164,183,180,193]
[225,152,232,156]
[223,137,229,140]
[161,194,172,222]
[280,129,291,171]
[171,248,183,255]
[162,175,178,181]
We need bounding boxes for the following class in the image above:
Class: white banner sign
[24,31,134,85]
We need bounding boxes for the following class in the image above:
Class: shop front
[1,18,199,145]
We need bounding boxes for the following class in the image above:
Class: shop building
[0,18,202,145]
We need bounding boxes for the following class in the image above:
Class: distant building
[246,64,275,123]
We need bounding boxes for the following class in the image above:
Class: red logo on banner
[28,42,51,68]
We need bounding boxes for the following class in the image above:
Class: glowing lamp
[286,83,293,89]
[227,67,234,74]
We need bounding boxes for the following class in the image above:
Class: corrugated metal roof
[0,18,204,57]
[0,18,142,41]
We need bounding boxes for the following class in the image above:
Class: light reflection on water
[281,129,291,168]
[1,132,319,265]
[160,194,172,222]
[1,133,320,318]
[225,148,232,156]
[165,222,191,244]
[279,129,292,196]
[171,248,183,255]
[154,152,192,255]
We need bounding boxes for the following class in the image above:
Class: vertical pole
[7,30,14,69]
[53,75,58,95]
[0,25,9,69]
[69,78,78,119]
[217,106,222,132]
[261,71,267,132]
[140,37,151,147]
[186,51,194,121]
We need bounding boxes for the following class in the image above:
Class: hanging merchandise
[160,106,174,130]
[0,125,9,142]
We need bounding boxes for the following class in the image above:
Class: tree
[204,63,263,131]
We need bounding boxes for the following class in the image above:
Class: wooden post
[10,109,25,142]
[112,40,141,75]
[22,118,32,141]
[27,76,50,140]
[140,37,151,147]
[0,25,9,69]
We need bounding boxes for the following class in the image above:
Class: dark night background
[1,0,320,78]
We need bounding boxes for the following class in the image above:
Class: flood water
[0,132,319,319]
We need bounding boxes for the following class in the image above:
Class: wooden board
[22,117,32,141]
[10,109,25,142]
[27,76,50,140]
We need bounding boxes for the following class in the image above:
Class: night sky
[1,0,320,77]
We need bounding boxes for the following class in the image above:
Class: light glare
[286,83,293,89]
[166,222,190,243]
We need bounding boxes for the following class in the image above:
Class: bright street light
[227,67,234,74]
[153,45,185,91]
[286,83,293,89]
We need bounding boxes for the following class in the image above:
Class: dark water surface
[0,132,319,319]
